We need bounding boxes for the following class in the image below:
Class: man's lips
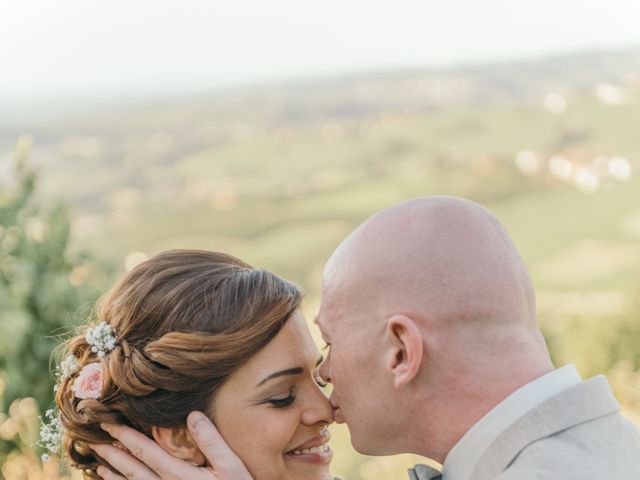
[332,406,345,423]
[330,398,345,423]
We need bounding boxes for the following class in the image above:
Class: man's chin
[345,425,390,456]
[349,433,376,455]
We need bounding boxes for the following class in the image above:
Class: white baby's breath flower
[55,355,79,382]
[38,408,65,462]
[85,321,117,357]
[53,354,79,392]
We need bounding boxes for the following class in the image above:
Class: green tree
[0,137,103,467]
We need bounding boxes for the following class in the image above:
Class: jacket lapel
[471,375,620,480]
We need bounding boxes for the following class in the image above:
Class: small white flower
[85,322,117,357]
[38,408,65,462]
[54,355,79,392]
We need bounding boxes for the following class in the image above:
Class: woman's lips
[286,430,333,465]
[289,429,330,451]
[286,442,333,465]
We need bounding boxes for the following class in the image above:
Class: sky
[1,0,640,103]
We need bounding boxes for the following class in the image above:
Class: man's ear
[151,425,206,466]
[385,314,424,389]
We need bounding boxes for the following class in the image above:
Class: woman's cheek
[234,409,292,456]
[260,408,299,453]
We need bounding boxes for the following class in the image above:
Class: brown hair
[54,249,301,478]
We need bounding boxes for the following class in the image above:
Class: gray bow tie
[408,464,443,480]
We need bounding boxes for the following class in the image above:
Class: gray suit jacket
[409,375,640,480]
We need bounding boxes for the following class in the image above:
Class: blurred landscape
[1,47,640,479]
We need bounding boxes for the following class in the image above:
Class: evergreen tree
[0,137,101,463]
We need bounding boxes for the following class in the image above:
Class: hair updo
[54,249,301,478]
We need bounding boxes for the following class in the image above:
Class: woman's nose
[302,383,334,426]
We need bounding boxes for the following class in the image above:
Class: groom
[94,196,640,479]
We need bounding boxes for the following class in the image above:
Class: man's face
[315,271,391,454]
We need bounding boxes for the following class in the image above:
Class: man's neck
[414,363,555,464]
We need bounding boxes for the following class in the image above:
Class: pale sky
[1,0,640,102]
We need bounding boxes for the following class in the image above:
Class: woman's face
[212,310,334,480]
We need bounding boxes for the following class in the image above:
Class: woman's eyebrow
[256,368,303,387]
[256,356,323,387]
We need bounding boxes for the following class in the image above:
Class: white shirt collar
[442,364,582,480]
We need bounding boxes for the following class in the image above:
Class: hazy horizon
[2,44,639,126]
[2,0,640,104]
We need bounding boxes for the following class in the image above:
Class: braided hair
[54,250,301,478]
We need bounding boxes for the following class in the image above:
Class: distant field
[30,90,637,303]
[1,48,639,480]
[4,47,640,386]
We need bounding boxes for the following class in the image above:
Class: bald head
[318,196,553,461]
[324,196,536,331]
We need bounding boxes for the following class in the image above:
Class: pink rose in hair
[71,363,104,400]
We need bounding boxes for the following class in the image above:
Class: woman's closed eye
[265,386,296,408]
[265,373,327,407]
[269,393,296,408]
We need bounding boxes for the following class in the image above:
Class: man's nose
[319,355,331,383]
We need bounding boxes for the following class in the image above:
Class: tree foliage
[0,138,101,469]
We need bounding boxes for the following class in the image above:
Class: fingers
[187,412,253,479]
[96,417,252,480]
[92,443,158,480]
[96,464,127,480]
[99,424,194,479]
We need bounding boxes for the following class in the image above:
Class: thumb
[187,411,254,480]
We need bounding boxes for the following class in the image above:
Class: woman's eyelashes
[264,374,327,408]
[269,391,296,408]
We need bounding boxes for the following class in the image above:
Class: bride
[47,249,335,480]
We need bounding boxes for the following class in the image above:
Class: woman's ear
[385,314,424,389]
[151,425,206,466]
